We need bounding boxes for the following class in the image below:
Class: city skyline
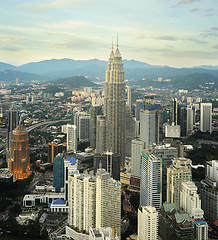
[1,0,218,67]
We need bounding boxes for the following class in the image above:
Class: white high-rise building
[96,168,121,238]
[180,182,208,240]
[200,103,212,133]
[68,171,96,232]
[131,139,145,179]
[167,158,192,205]
[127,86,132,107]
[66,124,77,152]
[137,206,158,240]
[140,150,162,212]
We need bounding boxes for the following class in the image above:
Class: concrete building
[171,98,178,125]
[94,152,120,181]
[137,206,158,240]
[90,105,103,149]
[96,115,106,154]
[66,124,77,152]
[131,139,146,179]
[68,171,96,232]
[167,158,192,205]
[201,160,218,221]
[164,123,181,138]
[79,116,90,142]
[180,182,208,240]
[200,103,212,133]
[127,86,132,107]
[104,43,126,170]
[140,150,162,212]
[48,141,66,163]
[89,227,119,240]
[153,143,178,202]
[9,123,31,180]
[96,168,121,238]
[140,106,159,147]
[53,153,65,193]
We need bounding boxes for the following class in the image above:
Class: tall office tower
[96,115,106,154]
[131,139,146,179]
[53,153,64,192]
[68,171,96,232]
[48,141,66,163]
[138,206,158,240]
[140,150,162,212]
[0,107,3,118]
[171,98,178,124]
[96,168,121,238]
[135,99,144,121]
[153,144,178,202]
[201,160,218,221]
[90,105,103,149]
[180,182,208,240]
[167,158,192,205]
[178,106,187,137]
[94,152,120,181]
[159,202,194,240]
[127,86,132,107]
[9,123,31,179]
[79,115,90,142]
[140,107,159,147]
[6,105,19,164]
[66,124,77,152]
[104,42,126,170]
[125,105,136,157]
[200,103,212,133]
[187,106,194,136]
[74,111,87,138]
[64,157,78,201]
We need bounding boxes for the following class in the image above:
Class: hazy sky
[0,0,218,67]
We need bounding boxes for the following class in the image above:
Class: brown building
[9,123,31,179]
[48,141,66,163]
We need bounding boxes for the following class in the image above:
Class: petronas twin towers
[104,41,126,170]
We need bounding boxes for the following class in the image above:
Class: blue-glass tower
[53,153,64,192]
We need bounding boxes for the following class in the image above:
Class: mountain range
[0,58,218,89]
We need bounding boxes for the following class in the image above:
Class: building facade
[66,124,77,152]
[53,153,65,193]
[200,103,212,133]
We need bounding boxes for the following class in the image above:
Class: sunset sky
[1,0,218,67]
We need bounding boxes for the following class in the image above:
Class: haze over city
[1,0,218,67]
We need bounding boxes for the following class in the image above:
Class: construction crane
[145,78,152,105]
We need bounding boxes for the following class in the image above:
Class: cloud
[187,38,207,44]
[190,8,199,12]
[178,0,199,5]
[205,8,214,12]
[0,34,19,42]
[213,45,218,49]
[202,27,218,38]
[1,47,21,51]
[135,34,145,40]
[155,36,177,41]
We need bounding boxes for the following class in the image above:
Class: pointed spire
[115,33,121,57]
[110,36,114,58]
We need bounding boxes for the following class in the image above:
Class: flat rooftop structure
[65,157,78,166]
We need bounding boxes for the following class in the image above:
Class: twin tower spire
[110,35,121,58]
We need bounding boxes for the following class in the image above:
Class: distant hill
[0,62,16,71]
[52,76,98,88]
[0,70,47,83]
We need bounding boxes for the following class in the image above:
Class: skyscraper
[140,150,162,212]
[167,158,192,205]
[200,103,212,133]
[90,105,103,149]
[171,98,178,125]
[9,122,31,179]
[53,153,65,192]
[96,115,106,154]
[96,168,121,238]
[127,86,132,107]
[104,41,126,170]
[138,206,158,240]
[66,124,77,152]
[79,116,90,142]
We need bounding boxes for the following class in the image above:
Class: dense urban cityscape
[0,41,217,240]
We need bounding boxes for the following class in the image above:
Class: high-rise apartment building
[96,168,121,238]
[167,158,192,205]
[68,171,96,232]
[140,150,162,212]
[201,160,218,221]
[90,105,103,149]
[79,116,90,142]
[180,182,208,240]
[171,98,178,125]
[137,206,158,240]
[9,123,31,179]
[200,103,212,133]
[104,43,126,170]
[66,124,77,152]
[53,153,65,193]
[96,115,106,154]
